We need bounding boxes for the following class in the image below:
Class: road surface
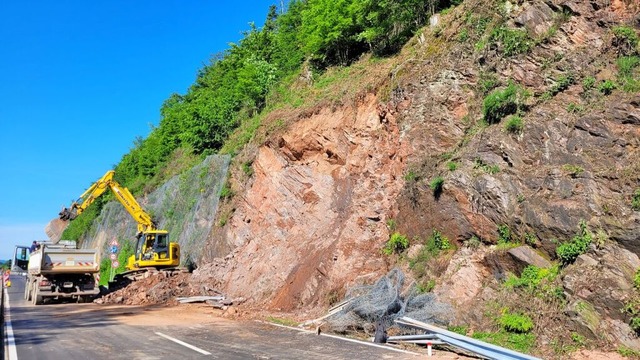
[3,274,430,359]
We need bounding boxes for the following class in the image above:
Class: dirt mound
[96,271,207,306]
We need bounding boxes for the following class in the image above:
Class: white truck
[25,242,100,305]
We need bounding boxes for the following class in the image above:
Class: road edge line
[3,288,18,360]
[259,321,421,356]
[154,331,212,355]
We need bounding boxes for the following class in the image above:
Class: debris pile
[95,271,202,305]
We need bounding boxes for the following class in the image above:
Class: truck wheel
[32,283,43,305]
[25,280,32,301]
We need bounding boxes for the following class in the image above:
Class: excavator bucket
[45,218,69,244]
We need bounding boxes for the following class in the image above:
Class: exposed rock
[507,246,552,269]
[562,243,640,347]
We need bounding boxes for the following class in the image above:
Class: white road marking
[155,331,212,355]
[4,287,19,360]
[261,321,421,356]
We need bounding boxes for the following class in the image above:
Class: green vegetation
[409,229,453,286]
[472,331,536,354]
[98,239,134,286]
[446,161,458,171]
[562,164,584,178]
[612,26,640,56]
[618,345,640,358]
[383,232,409,255]
[598,80,617,95]
[417,279,436,293]
[582,76,596,91]
[617,56,640,92]
[542,73,575,99]
[473,158,500,175]
[624,297,640,335]
[633,188,640,211]
[503,115,523,133]
[404,170,419,182]
[634,268,640,290]
[60,197,106,240]
[429,176,444,195]
[566,102,584,114]
[478,72,499,95]
[556,220,592,265]
[504,265,561,299]
[489,25,532,57]
[497,224,513,244]
[448,325,468,335]
[266,316,298,327]
[482,82,528,124]
[499,312,534,333]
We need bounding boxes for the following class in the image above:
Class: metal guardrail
[395,317,542,360]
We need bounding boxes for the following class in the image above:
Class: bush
[582,76,596,91]
[429,176,444,195]
[490,25,532,57]
[483,83,528,124]
[447,161,458,171]
[499,312,534,333]
[504,115,524,133]
[383,232,409,255]
[547,73,575,97]
[429,229,451,251]
[612,26,639,56]
[505,265,560,295]
[556,220,592,265]
[598,80,617,95]
[497,224,513,244]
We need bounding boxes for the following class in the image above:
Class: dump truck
[25,241,100,305]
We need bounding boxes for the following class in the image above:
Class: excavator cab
[127,230,180,270]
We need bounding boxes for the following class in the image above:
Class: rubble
[94,271,219,306]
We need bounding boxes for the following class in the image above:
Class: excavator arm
[59,170,155,233]
[59,170,179,270]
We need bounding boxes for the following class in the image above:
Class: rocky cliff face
[195,0,640,352]
[198,95,407,310]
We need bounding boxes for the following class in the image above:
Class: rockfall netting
[325,268,453,334]
[80,155,230,267]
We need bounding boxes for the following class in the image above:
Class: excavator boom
[59,170,179,270]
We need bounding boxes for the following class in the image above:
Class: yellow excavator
[59,170,180,270]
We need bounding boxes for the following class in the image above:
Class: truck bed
[28,247,99,275]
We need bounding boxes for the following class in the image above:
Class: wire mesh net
[80,155,230,268]
[325,268,453,334]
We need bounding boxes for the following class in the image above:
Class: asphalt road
[4,274,423,360]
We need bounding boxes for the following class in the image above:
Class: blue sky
[0,1,278,260]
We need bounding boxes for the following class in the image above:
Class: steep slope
[195,0,640,355]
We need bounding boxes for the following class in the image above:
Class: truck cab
[11,245,31,275]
